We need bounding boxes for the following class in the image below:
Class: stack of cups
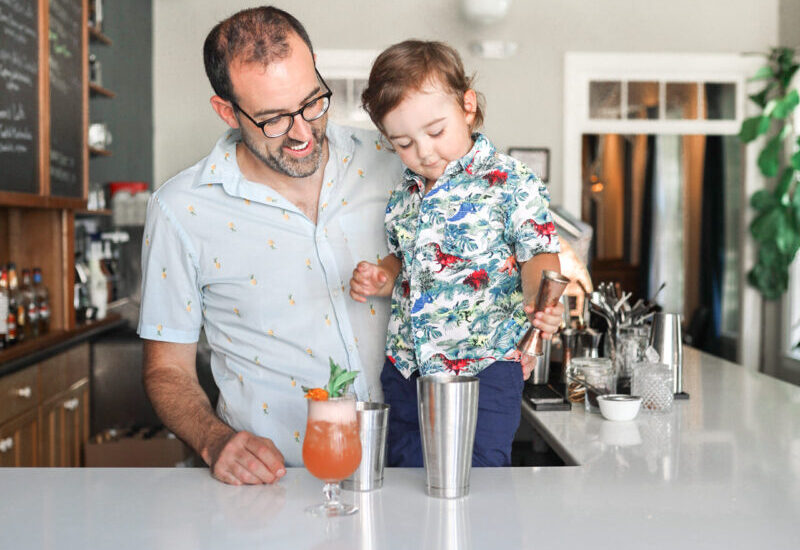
[417,375,479,498]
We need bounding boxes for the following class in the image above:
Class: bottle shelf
[88,27,112,45]
[89,83,115,98]
[89,146,112,157]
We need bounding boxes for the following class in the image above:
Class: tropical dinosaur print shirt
[138,124,402,466]
[384,133,560,378]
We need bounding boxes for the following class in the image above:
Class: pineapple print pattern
[288,294,295,306]
[290,376,296,388]
[187,205,197,216]
[267,239,276,249]
[249,274,257,285]
[161,268,167,279]
[185,300,192,313]
[262,402,269,415]
[156,324,163,336]
[214,258,221,269]
[227,222,237,232]
[294,431,301,443]
[324,314,331,326]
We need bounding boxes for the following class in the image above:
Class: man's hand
[523,302,565,341]
[350,261,392,302]
[203,429,287,486]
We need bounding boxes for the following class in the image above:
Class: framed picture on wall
[508,147,550,183]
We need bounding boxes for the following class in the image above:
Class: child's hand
[523,301,565,340]
[350,261,390,303]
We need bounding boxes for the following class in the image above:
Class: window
[315,50,379,130]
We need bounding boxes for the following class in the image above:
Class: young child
[350,40,563,467]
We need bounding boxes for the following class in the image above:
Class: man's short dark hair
[203,6,314,103]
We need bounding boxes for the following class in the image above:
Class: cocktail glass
[302,394,362,516]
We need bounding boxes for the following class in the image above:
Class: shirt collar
[192,123,359,196]
[401,133,496,190]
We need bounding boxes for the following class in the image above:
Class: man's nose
[287,113,313,143]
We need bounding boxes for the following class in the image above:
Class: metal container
[517,270,570,357]
[342,402,389,492]
[649,313,684,394]
[417,375,479,499]
[528,340,551,385]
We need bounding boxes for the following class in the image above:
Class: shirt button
[416,330,424,338]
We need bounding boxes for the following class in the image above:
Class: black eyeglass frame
[231,68,333,139]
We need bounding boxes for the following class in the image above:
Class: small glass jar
[568,357,615,412]
[632,362,674,413]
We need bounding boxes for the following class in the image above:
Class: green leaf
[790,149,800,171]
[748,82,777,108]
[751,189,778,210]
[771,89,800,119]
[748,65,774,82]
[757,133,783,176]
[738,116,770,143]
[750,206,783,241]
[775,168,795,204]
[775,209,793,254]
[329,371,360,397]
[763,99,780,118]
[781,64,799,88]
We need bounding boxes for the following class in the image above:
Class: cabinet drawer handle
[14,386,32,399]
[0,438,13,453]
[63,398,80,411]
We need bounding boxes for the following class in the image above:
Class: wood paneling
[39,343,89,402]
[0,365,38,425]
[0,408,39,467]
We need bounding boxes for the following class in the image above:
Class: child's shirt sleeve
[504,163,561,263]
[384,187,404,257]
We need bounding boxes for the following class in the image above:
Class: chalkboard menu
[0,0,40,194]
[49,0,83,198]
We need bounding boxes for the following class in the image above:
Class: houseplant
[739,47,800,348]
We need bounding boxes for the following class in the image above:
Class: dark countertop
[0,315,129,377]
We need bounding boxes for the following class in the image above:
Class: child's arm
[519,253,564,338]
[349,254,402,303]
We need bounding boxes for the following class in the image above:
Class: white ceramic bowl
[597,394,642,421]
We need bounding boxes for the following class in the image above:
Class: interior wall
[90,0,153,186]
[153,0,779,205]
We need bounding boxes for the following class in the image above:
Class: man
[140,6,563,486]
[139,6,401,485]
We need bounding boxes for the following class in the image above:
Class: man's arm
[143,340,286,485]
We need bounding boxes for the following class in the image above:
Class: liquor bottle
[88,242,108,320]
[21,269,39,339]
[33,268,50,335]
[0,267,9,348]
[6,263,20,345]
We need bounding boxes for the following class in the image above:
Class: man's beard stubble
[240,121,327,179]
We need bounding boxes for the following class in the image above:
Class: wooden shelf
[88,27,112,45]
[75,208,112,217]
[89,83,115,98]
[0,314,123,369]
[89,146,112,157]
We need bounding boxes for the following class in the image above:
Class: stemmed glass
[302,394,362,516]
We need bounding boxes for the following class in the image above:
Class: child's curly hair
[361,40,485,135]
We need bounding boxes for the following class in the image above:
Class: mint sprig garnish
[326,358,359,398]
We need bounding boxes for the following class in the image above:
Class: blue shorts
[380,359,524,467]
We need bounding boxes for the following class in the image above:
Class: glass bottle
[21,269,38,339]
[0,267,9,349]
[33,268,50,335]
[7,263,23,344]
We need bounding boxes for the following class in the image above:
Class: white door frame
[562,52,766,371]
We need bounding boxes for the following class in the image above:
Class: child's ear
[463,89,478,126]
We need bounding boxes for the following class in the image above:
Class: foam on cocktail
[307,398,358,424]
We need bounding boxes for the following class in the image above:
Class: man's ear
[210,95,240,129]
[463,89,478,126]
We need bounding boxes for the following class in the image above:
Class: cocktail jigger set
[516,270,571,384]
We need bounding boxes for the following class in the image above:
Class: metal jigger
[517,270,571,384]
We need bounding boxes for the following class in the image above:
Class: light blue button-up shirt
[138,124,402,465]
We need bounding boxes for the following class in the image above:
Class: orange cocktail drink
[302,395,362,516]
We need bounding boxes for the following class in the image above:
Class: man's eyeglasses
[232,69,333,139]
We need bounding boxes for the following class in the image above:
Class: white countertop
[2,348,799,549]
